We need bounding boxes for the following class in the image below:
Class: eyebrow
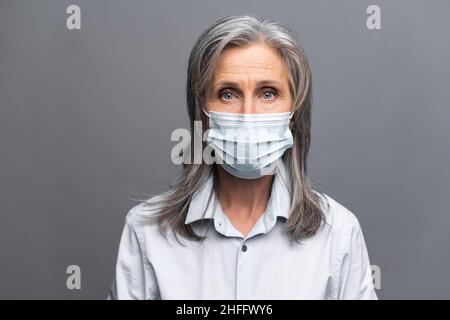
[213,80,283,90]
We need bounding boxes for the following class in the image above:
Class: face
[205,43,292,114]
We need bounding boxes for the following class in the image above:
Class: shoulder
[314,191,363,237]
[122,191,171,236]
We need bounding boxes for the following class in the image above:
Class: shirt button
[241,244,247,252]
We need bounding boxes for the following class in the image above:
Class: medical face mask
[203,108,294,179]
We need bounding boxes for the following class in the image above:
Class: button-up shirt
[108,163,378,300]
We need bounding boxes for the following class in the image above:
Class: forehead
[211,43,289,84]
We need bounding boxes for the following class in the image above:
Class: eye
[219,90,237,101]
[261,88,278,100]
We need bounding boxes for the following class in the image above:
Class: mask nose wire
[204,106,295,119]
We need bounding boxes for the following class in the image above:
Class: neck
[215,166,274,236]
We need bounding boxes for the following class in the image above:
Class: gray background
[1,0,449,299]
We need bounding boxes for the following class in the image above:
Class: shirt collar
[185,161,292,225]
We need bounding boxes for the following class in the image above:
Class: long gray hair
[141,14,327,243]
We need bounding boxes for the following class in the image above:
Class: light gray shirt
[108,163,378,300]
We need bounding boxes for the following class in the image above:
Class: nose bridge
[242,95,254,114]
[241,76,256,114]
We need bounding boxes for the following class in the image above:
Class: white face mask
[203,108,294,179]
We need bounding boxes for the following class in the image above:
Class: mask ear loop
[202,108,211,118]
[200,108,215,161]
[288,107,298,120]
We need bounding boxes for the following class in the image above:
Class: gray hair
[141,14,328,243]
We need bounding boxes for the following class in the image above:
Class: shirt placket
[235,238,251,299]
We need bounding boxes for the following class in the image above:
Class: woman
[108,14,378,300]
